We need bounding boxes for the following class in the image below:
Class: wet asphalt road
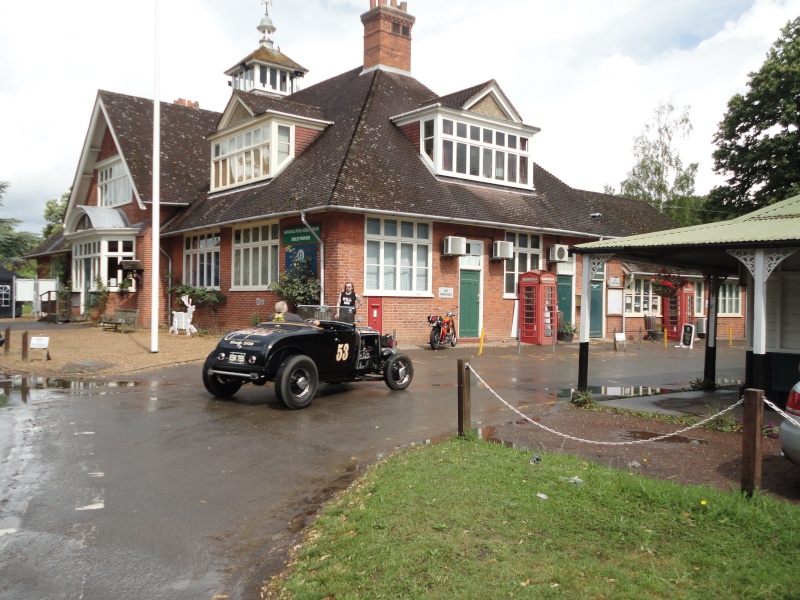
[0,341,746,599]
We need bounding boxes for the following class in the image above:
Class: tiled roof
[26,228,68,258]
[225,46,308,75]
[421,80,494,109]
[94,70,673,240]
[232,90,325,121]
[99,91,221,206]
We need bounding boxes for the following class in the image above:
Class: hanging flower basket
[650,269,688,297]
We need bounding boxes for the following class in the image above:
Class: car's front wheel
[275,355,318,409]
[202,352,244,398]
[383,353,414,390]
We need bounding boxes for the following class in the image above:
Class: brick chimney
[173,98,200,108]
[361,0,416,73]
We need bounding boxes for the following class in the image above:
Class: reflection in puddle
[0,375,141,407]
[620,430,707,445]
[556,385,678,400]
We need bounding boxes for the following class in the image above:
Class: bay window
[211,123,293,191]
[625,278,660,315]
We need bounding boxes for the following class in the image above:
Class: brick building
[31,1,743,345]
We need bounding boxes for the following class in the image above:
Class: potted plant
[650,268,688,298]
[557,321,577,342]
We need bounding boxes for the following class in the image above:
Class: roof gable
[423,80,524,123]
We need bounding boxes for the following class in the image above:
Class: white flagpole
[150,0,161,353]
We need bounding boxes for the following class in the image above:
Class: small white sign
[438,287,454,299]
[30,336,49,349]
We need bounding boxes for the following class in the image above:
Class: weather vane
[261,0,272,10]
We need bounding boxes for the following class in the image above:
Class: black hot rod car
[202,305,414,409]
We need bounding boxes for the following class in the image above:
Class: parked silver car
[780,382,800,465]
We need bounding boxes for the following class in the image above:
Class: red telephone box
[518,270,557,345]
[664,283,694,341]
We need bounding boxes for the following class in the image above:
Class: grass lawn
[264,435,800,599]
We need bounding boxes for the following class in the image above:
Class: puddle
[555,386,678,400]
[620,430,707,445]
[0,375,141,408]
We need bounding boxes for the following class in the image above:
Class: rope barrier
[761,396,800,427]
[466,362,746,446]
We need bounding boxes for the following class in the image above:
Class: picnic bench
[100,308,139,333]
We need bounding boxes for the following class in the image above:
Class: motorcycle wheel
[450,328,458,347]
[430,327,443,350]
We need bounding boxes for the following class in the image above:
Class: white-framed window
[97,159,132,207]
[105,240,135,288]
[503,232,541,296]
[719,283,741,315]
[0,284,9,308]
[183,232,221,289]
[232,223,280,289]
[694,280,705,315]
[211,123,293,191]
[72,238,135,292]
[625,277,660,315]
[365,216,431,295]
[424,116,532,190]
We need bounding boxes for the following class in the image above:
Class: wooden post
[3,326,9,354]
[457,359,471,437]
[21,330,29,362]
[741,388,763,497]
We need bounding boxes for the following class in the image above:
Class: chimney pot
[400,1,407,10]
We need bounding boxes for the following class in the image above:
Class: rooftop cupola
[257,0,277,49]
[361,0,416,75]
[225,1,308,97]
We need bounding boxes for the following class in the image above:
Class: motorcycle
[427,308,458,350]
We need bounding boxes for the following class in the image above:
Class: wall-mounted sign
[608,276,621,287]
[282,224,321,245]
[438,287,454,298]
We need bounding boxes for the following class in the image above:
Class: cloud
[1,0,798,233]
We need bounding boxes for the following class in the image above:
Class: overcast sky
[1,0,798,234]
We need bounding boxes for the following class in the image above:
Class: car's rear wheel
[276,355,318,409]
[384,353,414,390]
[202,352,243,398]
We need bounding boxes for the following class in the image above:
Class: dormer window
[97,158,132,207]
[211,122,293,191]
[427,116,531,189]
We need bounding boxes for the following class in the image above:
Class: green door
[557,275,573,327]
[590,281,603,337]
[459,270,480,338]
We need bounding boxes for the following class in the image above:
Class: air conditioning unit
[492,240,514,260]
[695,316,707,338]
[549,244,569,262]
[443,236,467,256]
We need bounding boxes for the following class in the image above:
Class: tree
[615,102,701,226]
[42,190,70,239]
[270,249,321,310]
[703,17,800,221]
[0,181,40,270]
